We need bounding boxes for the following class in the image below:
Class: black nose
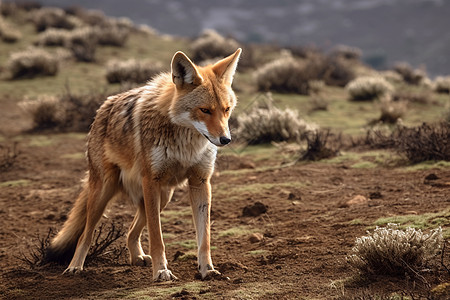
[219,136,231,145]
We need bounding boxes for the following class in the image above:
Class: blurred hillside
[38,0,450,76]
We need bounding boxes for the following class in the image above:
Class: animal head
[169,48,242,147]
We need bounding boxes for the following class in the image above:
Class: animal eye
[200,108,211,114]
[225,107,230,112]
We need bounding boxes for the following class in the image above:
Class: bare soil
[1,97,449,299]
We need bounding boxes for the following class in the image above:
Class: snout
[219,136,231,145]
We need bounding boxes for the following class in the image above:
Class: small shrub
[35,28,70,46]
[20,96,65,130]
[0,142,19,172]
[31,7,79,32]
[7,47,58,79]
[347,224,443,275]
[330,45,362,61]
[254,56,309,94]
[315,56,355,87]
[346,76,393,101]
[392,91,433,105]
[378,96,407,124]
[358,123,450,162]
[300,129,341,161]
[236,95,317,145]
[434,76,450,94]
[66,27,97,62]
[191,29,240,62]
[94,24,130,47]
[0,17,22,43]
[21,90,107,132]
[393,62,426,85]
[106,59,164,84]
[394,123,450,163]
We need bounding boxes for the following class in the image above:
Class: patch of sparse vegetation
[106,59,164,84]
[346,76,393,101]
[347,223,443,276]
[7,47,59,79]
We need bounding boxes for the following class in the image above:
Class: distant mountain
[38,0,450,76]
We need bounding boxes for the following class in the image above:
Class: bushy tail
[45,182,89,265]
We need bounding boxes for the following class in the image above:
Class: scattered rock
[217,261,248,272]
[425,173,439,180]
[232,277,243,284]
[346,195,368,206]
[242,202,268,217]
[238,161,255,169]
[369,191,383,199]
[249,233,264,243]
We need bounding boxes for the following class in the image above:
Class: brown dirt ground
[0,97,449,299]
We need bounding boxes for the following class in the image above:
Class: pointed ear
[171,51,203,87]
[212,48,242,86]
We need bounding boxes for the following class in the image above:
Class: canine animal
[45,48,242,281]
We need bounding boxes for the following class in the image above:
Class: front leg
[142,175,177,281]
[188,176,221,279]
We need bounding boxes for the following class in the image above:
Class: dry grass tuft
[393,62,427,86]
[378,95,407,124]
[0,17,22,42]
[300,129,341,161]
[347,76,393,101]
[34,28,70,46]
[30,7,80,32]
[191,29,240,62]
[236,95,317,145]
[65,27,97,62]
[19,223,126,268]
[348,224,443,276]
[434,76,450,94]
[255,53,355,94]
[0,142,19,172]
[20,90,107,132]
[7,47,58,79]
[330,45,362,61]
[106,59,164,84]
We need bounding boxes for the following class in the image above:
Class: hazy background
[34,0,450,76]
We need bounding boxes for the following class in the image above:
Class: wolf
[45,48,242,281]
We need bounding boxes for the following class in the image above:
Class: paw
[131,255,152,266]
[154,269,178,282]
[197,265,230,281]
[63,266,83,274]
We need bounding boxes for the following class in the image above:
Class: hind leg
[127,201,151,266]
[64,168,119,274]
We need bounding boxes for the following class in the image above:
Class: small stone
[249,233,264,243]
[346,195,368,206]
[425,173,439,180]
[242,202,268,217]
